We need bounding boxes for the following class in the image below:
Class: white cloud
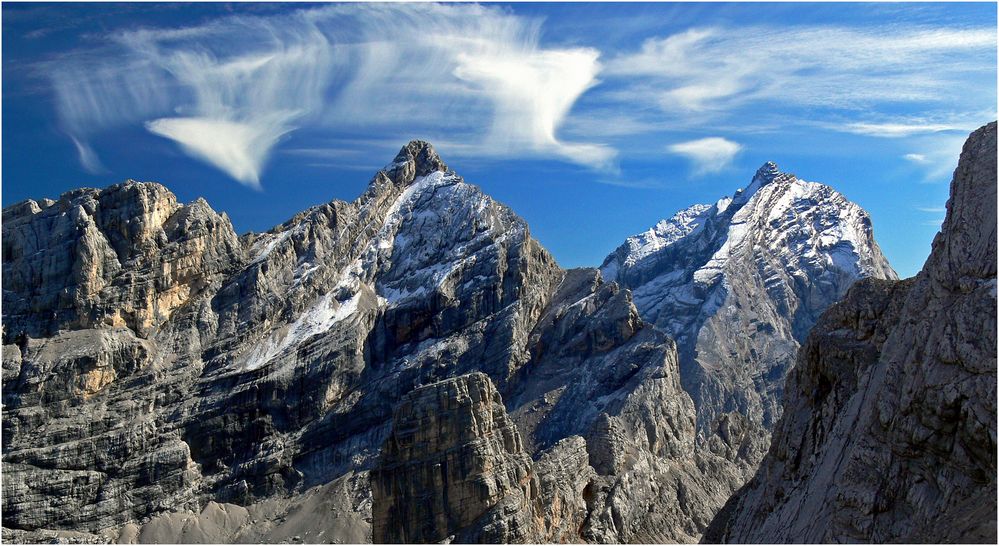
[70,137,108,175]
[606,25,995,116]
[146,116,295,190]
[313,4,613,169]
[48,3,612,184]
[916,206,946,213]
[667,137,742,175]
[114,13,331,187]
[454,47,614,168]
[844,123,963,138]
[902,134,969,182]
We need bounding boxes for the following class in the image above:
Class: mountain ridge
[600,160,897,443]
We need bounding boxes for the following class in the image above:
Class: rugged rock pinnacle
[751,161,782,185]
[384,140,448,184]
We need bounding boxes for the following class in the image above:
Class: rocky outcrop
[705,122,997,543]
[601,162,896,438]
[367,266,756,543]
[371,359,751,544]
[371,373,538,544]
[2,182,242,338]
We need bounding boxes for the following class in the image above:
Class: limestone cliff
[371,373,538,543]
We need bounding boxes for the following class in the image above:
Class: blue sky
[3,2,996,277]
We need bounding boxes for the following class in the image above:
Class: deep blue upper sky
[3,2,996,277]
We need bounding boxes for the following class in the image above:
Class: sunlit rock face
[705,122,997,544]
[2,181,243,338]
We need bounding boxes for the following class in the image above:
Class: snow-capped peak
[599,160,897,435]
[603,162,893,289]
[603,163,802,281]
[730,161,792,209]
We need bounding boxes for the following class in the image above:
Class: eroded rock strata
[5,128,978,544]
[371,373,538,544]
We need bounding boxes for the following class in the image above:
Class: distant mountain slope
[705,122,997,543]
[601,162,897,437]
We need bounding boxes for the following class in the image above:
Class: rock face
[1,141,554,539]
[705,122,997,543]
[2,182,242,338]
[371,373,538,544]
[372,362,750,544]
[2,141,745,543]
[601,162,896,437]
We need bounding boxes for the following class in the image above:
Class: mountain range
[2,124,994,544]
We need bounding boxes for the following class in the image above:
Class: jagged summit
[3,178,174,218]
[751,161,782,184]
[601,161,896,438]
[729,162,797,208]
[383,140,448,182]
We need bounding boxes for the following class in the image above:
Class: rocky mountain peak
[383,140,448,185]
[730,161,797,207]
[929,121,997,285]
[2,179,241,339]
[751,161,782,185]
[601,159,896,439]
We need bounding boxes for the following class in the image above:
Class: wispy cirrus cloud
[604,25,995,123]
[69,137,108,175]
[915,205,947,227]
[49,8,335,186]
[453,47,612,168]
[46,3,612,187]
[667,137,742,175]
[900,133,970,182]
[842,122,966,138]
[37,8,997,187]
